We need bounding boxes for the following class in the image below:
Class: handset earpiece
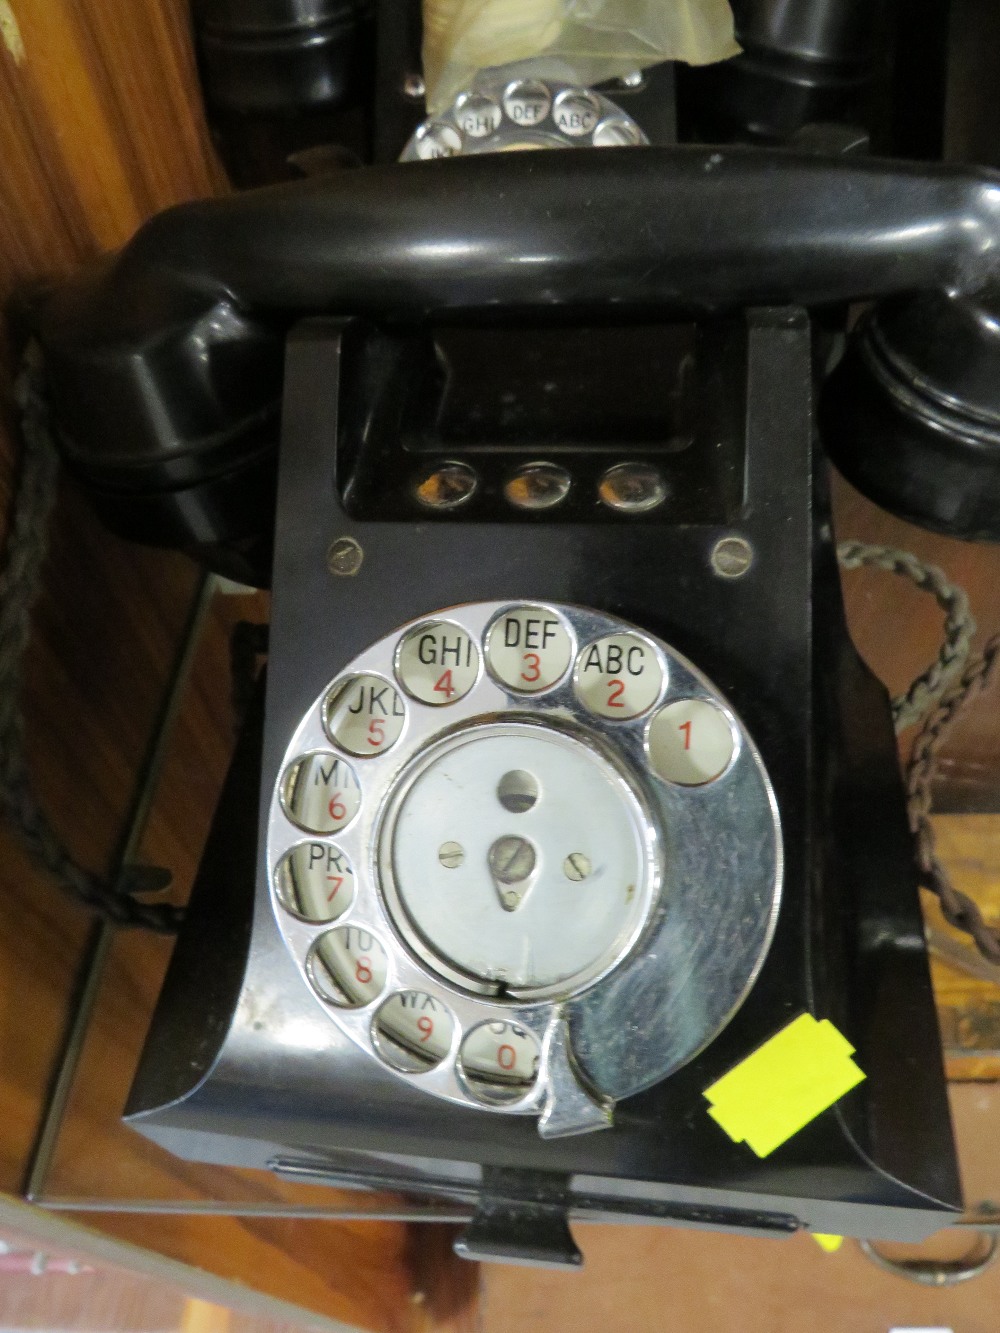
[821,288,1000,541]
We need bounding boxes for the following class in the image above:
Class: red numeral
[328,793,346,821]
[367,717,385,747]
[417,1016,434,1043]
[679,720,692,751]
[607,678,625,708]
[521,652,541,684]
[497,1043,516,1071]
[325,875,344,903]
[434,669,455,698]
[355,956,373,985]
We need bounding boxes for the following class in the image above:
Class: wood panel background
[1,1,999,1330]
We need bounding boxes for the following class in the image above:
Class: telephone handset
[271,600,778,1134]
[24,145,1000,586]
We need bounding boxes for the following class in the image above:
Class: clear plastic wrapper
[423,0,740,113]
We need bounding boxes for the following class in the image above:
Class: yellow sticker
[812,1233,844,1253]
[703,1014,865,1158]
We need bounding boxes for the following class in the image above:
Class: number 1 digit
[679,720,692,750]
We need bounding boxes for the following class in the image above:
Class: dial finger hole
[396,621,479,705]
[275,843,355,922]
[324,674,405,757]
[459,1020,541,1106]
[648,698,736,786]
[308,927,388,1008]
[372,992,454,1072]
[280,752,361,834]
[484,605,573,694]
[574,632,664,720]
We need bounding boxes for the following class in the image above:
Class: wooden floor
[0,1221,312,1333]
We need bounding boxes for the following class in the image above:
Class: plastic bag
[423,0,740,114]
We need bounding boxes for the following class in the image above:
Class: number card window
[574,632,664,720]
[396,621,480,705]
[324,674,406,756]
[485,606,573,694]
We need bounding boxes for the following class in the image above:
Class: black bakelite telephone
[15,0,1000,1266]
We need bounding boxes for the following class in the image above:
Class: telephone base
[125,310,960,1265]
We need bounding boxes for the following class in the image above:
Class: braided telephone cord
[838,540,1000,963]
[837,540,977,732]
[0,350,182,933]
[905,638,1000,963]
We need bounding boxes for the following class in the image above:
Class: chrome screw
[327,536,364,576]
[710,536,754,579]
[438,841,465,870]
[489,835,537,884]
[563,853,591,882]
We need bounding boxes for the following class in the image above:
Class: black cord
[0,349,182,933]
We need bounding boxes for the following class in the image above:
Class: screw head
[402,74,426,101]
[563,853,591,882]
[710,536,754,579]
[438,841,465,870]
[327,536,364,576]
[488,835,537,885]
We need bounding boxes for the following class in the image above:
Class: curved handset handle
[23,146,1000,542]
[53,147,1000,318]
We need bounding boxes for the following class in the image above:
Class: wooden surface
[925,817,1000,1080]
[0,0,222,1189]
[0,1195,382,1332]
[0,1219,317,1333]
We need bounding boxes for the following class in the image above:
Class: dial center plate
[380,722,653,996]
